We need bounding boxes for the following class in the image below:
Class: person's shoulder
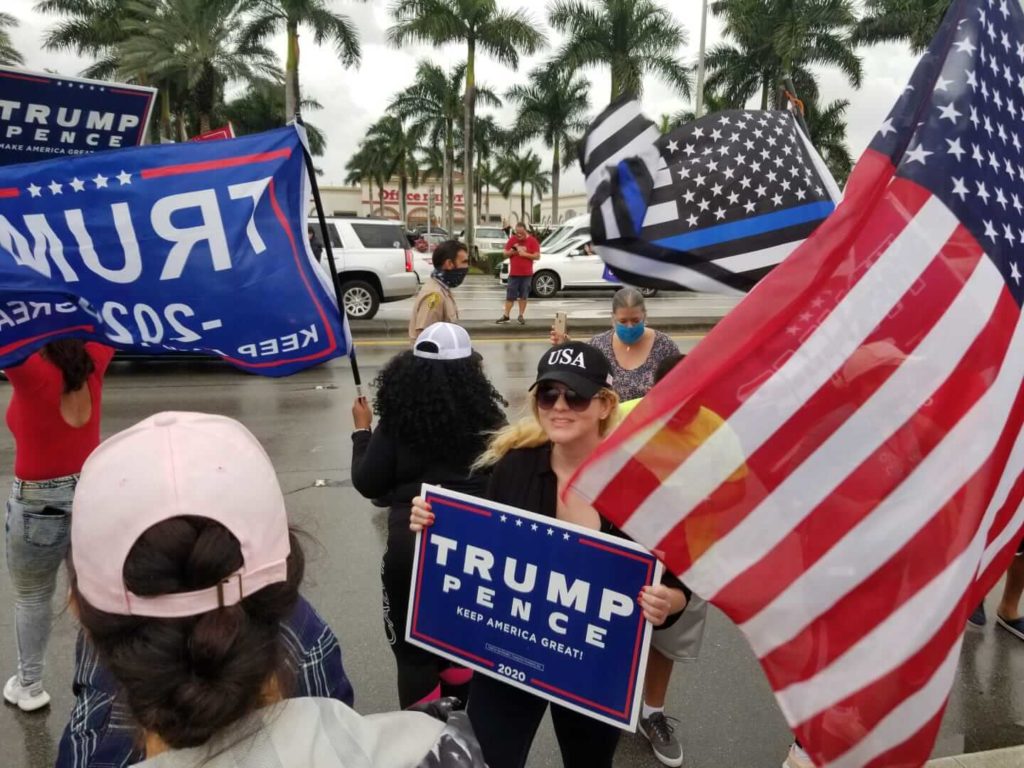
[653,329,680,350]
[589,329,613,348]
[86,342,116,368]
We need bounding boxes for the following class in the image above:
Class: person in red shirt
[497,223,541,326]
[2,339,114,712]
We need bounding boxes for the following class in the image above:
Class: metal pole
[694,0,709,118]
[294,113,363,396]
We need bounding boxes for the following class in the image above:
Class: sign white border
[0,65,158,149]
[406,482,664,731]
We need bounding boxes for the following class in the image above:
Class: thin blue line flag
[581,98,843,295]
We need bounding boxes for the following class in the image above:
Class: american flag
[581,100,841,294]
[570,0,1024,765]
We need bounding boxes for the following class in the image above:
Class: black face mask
[436,267,468,288]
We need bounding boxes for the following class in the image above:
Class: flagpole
[294,113,363,397]
[694,0,709,118]
[783,76,812,140]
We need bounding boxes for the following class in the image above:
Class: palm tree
[391,61,500,234]
[802,98,853,185]
[387,0,546,253]
[457,113,507,220]
[35,0,129,74]
[854,0,946,54]
[496,149,550,223]
[346,142,388,217]
[0,13,24,66]
[242,0,362,121]
[118,0,278,134]
[705,0,862,110]
[507,66,589,223]
[417,144,446,229]
[548,0,691,102]
[221,79,327,155]
[365,115,423,226]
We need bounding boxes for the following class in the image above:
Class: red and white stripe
[572,176,1024,767]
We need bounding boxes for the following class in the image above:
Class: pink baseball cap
[71,412,291,618]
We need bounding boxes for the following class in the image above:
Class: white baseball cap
[413,322,473,361]
[71,412,291,618]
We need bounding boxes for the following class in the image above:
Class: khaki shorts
[651,594,709,663]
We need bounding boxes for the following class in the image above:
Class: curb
[927,745,1024,767]
[350,316,723,339]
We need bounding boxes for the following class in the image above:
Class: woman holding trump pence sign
[410,341,690,768]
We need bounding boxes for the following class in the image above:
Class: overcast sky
[6,0,920,192]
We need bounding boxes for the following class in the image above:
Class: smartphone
[554,312,568,337]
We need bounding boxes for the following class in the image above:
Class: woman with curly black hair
[351,323,507,709]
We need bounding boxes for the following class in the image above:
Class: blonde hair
[474,387,621,469]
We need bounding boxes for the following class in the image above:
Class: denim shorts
[506,275,531,301]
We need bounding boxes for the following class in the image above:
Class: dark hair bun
[74,517,304,749]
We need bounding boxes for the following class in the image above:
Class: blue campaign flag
[408,485,662,730]
[0,67,156,166]
[0,125,348,376]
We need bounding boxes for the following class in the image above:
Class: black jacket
[484,443,690,626]
[351,423,489,524]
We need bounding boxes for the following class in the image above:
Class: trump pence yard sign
[407,484,663,730]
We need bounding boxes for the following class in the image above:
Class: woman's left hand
[640,585,687,627]
[352,397,373,430]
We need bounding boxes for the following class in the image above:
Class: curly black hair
[373,351,507,465]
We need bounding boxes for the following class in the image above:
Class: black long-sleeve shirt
[351,423,488,524]
[484,443,690,627]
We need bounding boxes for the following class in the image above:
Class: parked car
[538,214,590,253]
[307,218,418,319]
[500,235,657,299]
[459,225,509,258]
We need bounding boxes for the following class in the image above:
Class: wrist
[352,427,371,435]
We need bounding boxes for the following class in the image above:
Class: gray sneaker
[639,711,683,767]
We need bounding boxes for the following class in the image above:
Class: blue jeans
[4,475,76,688]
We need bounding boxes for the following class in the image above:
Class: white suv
[307,218,418,319]
[461,225,508,258]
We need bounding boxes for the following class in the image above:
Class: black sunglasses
[536,384,596,412]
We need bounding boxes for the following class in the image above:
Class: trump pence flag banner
[571,0,1024,765]
[0,125,348,375]
[579,98,841,294]
[0,66,156,166]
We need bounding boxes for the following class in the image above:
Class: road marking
[352,334,709,347]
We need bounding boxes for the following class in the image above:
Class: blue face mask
[615,321,645,345]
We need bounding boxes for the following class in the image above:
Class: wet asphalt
[0,336,1022,768]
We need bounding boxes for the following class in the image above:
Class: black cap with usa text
[530,342,614,399]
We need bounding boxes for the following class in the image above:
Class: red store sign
[374,189,465,205]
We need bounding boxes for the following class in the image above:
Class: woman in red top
[3,340,114,712]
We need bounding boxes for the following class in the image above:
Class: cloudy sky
[6,0,920,192]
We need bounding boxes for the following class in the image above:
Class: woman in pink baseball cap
[68,411,484,768]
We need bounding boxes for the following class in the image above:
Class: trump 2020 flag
[582,100,841,294]
[571,0,1024,765]
[0,125,347,376]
